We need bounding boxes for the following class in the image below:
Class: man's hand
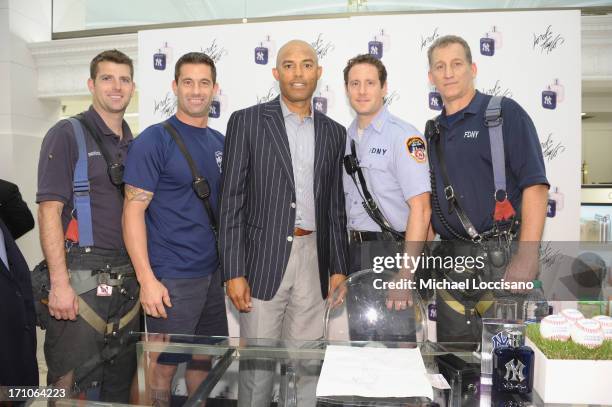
[327,274,347,308]
[48,281,79,321]
[140,276,172,318]
[226,277,252,312]
[386,270,414,311]
[503,247,539,293]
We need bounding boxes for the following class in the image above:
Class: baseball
[560,308,584,325]
[570,318,604,349]
[592,315,612,341]
[539,314,571,341]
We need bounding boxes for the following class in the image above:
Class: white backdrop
[139,10,581,243]
[138,11,580,384]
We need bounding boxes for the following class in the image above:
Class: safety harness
[426,96,519,244]
[425,96,520,320]
[34,115,140,394]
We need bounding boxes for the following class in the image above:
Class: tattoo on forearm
[125,185,154,203]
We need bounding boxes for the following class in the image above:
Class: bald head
[276,40,318,68]
[272,39,322,110]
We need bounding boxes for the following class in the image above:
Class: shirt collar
[279,97,314,121]
[439,90,486,128]
[84,105,133,142]
[348,106,388,140]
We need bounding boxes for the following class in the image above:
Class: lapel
[313,109,328,199]
[263,97,295,189]
[0,222,14,281]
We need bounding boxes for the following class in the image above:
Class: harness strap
[68,118,94,247]
[77,297,140,336]
[437,288,495,316]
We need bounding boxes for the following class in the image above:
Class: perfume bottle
[262,35,276,59]
[216,88,228,114]
[487,26,503,49]
[492,331,534,394]
[321,84,334,109]
[480,33,495,56]
[313,92,328,114]
[208,97,221,118]
[162,41,173,66]
[254,42,269,65]
[378,28,391,52]
[549,78,565,103]
[153,49,166,71]
[541,86,557,109]
[428,87,443,111]
[546,198,556,218]
[549,186,564,211]
[368,35,383,59]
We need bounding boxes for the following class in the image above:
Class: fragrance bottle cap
[507,331,523,348]
[532,280,542,289]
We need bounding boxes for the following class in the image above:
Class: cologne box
[526,337,612,404]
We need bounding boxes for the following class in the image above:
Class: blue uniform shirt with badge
[343,107,431,232]
[429,91,549,240]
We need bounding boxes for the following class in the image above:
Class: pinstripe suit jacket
[219,96,349,301]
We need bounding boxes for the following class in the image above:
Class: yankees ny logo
[492,332,509,349]
[504,359,525,382]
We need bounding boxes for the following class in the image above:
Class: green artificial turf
[525,323,612,360]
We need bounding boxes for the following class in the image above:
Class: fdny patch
[406,136,426,163]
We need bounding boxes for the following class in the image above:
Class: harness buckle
[444,186,455,201]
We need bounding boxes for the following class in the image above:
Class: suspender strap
[432,124,481,241]
[485,96,506,195]
[68,118,94,247]
[75,113,125,193]
[162,121,218,239]
[75,114,116,171]
[349,140,404,240]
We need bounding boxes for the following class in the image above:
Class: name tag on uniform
[97,284,113,296]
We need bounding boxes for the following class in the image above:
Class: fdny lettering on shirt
[464,130,479,139]
[369,147,388,156]
[406,136,426,163]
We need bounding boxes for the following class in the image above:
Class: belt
[350,230,404,242]
[294,227,313,237]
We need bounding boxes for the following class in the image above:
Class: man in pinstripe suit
[219,40,349,406]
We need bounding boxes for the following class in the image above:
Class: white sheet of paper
[316,345,434,400]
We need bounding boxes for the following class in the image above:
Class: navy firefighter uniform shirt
[123,115,223,279]
[429,91,549,240]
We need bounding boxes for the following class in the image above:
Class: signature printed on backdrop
[540,133,566,162]
[202,39,228,63]
[533,25,565,54]
[256,87,278,104]
[310,33,335,61]
[154,92,177,118]
[383,90,400,107]
[481,80,513,98]
[420,27,440,51]
[539,242,563,269]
